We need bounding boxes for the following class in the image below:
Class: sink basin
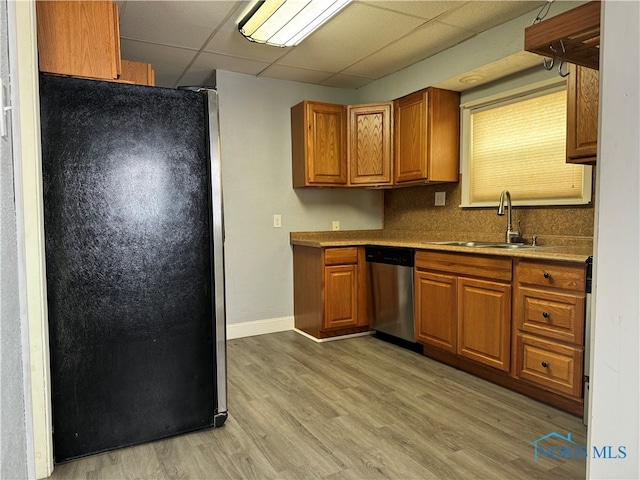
[423,241,559,249]
[424,241,496,247]
[424,240,522,247]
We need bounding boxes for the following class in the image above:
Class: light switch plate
[435,192,446,206]
[332,220,340,231]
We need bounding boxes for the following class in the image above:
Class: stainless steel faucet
[497,190,522,243]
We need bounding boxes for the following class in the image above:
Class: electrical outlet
[435,192,446,206]
[332,220,340,231]
[273,214,282,228]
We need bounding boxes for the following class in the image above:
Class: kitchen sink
[423,241,559,249]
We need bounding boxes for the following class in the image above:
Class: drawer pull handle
[542,311,550,319]
[541,361,549,368]
[543,272,551,279]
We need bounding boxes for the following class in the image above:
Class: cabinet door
[324,264,358,330]
[291,101,347,187]
[415,270,457,353]
[457,277,511,371]
[36,0,121,80]
[348,103,393,185]
[567,64,599,163]
[394,90,427,183]
[394,88,460,184]
[120,60,155,86]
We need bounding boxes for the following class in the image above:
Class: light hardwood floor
[49,331,587,479]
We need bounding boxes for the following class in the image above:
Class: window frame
[460,78,593,208]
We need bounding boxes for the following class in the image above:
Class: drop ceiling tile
[360,1,467,21]
[120,39,198,87]
[344,21,476,79]
[258,65,334,86]
[437,1,545,33]
[433,51,545,92]
[115,0,553,90]
[119,1,239,49]
[176,69,213,89]
[278,3,424,72]
[320,73,375,90]
[180,51,272,87]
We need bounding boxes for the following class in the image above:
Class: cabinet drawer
[324,247,358,266]
[516,260,585,291]
[517,287,585,345]
[516,334,583,398]
[415,250,511,282]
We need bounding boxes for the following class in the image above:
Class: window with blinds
[461,84,592,207]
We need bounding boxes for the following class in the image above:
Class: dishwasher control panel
[365,246,414,267]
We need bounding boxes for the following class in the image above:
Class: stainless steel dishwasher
[365,246,415,343]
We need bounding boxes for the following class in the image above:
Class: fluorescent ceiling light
[239,0,351,47]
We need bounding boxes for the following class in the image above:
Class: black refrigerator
[39,74,227,463]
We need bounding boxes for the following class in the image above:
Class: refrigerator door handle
[206,89,228,418]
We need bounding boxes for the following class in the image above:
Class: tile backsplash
[384,176,594,244]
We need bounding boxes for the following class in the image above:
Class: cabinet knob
[541,361,549,368]
[542,311,550,319]
[543,272,551,279]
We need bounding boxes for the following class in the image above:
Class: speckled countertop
[290,229,593,263]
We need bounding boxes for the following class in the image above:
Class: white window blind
[462,85,591,207]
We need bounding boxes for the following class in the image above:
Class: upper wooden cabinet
[36,1,122,81]
[567,64,599,164]
[394,88,460,185]
[291,101,347,187]
[292,100,393,188]
[348,102,393,186]
[119,60,156,87]
[292,88,460,188]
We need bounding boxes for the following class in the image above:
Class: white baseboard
[293,328,374,343]
[226,316,295,340]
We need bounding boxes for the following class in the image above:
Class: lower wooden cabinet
[293,245,368,339]
[414,270,457,352]
[415,250,587,415]
[292,243,589,415]
[414,251,512,371]
[513,259,586,403]
[458,277,511,372]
